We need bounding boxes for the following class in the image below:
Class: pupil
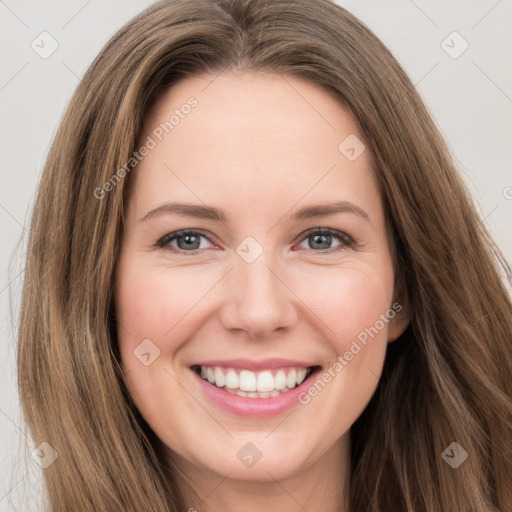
[311,233,331,250]
[178,234,200,250]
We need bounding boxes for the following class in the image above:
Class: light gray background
[1,0,511,510]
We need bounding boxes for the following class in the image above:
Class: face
[114,71,409,485]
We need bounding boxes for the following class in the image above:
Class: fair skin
[114,71,410,512]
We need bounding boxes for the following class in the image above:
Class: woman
[17,0,512,510]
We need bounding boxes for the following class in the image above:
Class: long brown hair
[17,0,512,510]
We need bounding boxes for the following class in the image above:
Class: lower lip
[190,368,320,418]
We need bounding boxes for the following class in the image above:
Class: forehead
[128,72,381,221]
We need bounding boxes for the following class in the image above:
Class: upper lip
[190,358,317,371]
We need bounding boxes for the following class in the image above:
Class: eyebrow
[138,200,371,224]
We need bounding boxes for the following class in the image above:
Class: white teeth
[197,365,314,395]
[296,368,307,385]
[286,369,297,389]
[225,369,239,389]
[224,386,294,398]
[239,370,257,392]
[256,370,275,392]
[274,370,287,390]
[214,367,226,388]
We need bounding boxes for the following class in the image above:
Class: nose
[219,252,298,340]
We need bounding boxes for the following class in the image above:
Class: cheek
[294,264,394,428]
[116,264,197,349]
[114,263,198,435]
[338,275,390,344]
[296,259,394,350]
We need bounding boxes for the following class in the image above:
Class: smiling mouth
[191,364,321,398]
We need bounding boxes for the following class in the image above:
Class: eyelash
[155,227,355,255]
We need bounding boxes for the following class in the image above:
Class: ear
[387,270,411,342]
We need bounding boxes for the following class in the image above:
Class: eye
[156,230,215,253]
[295,228,354,253]
[156,227,354,255]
